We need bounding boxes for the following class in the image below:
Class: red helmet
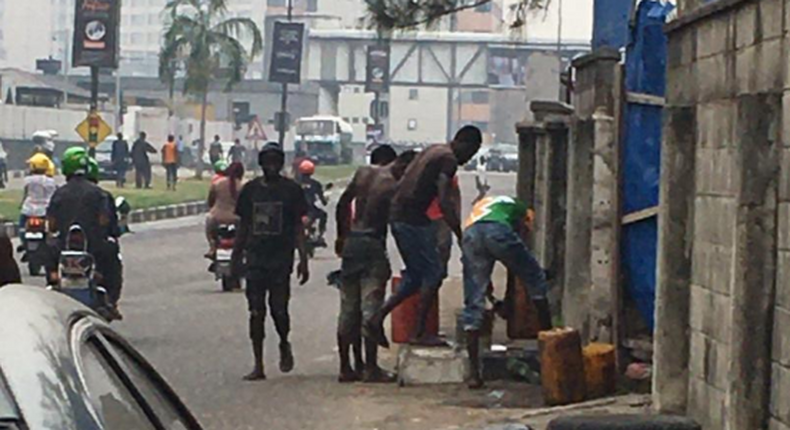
[299,159,316,175]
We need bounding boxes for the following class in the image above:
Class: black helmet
[258,141,285,166]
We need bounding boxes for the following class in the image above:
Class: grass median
[0,165,356,223]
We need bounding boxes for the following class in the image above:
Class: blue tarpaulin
[620,0,674,330]
[593,0,634,49]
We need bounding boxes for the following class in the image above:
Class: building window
[475,2,492,12]
[268,0,286,6]
[409,89,419,100]
[306,0,318,12]
[407,119,418,131]
[352,118,360,124]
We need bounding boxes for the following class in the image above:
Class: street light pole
[89,65,99,157]
[278,0,293,147]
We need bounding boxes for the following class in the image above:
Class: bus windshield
[297,120,336,136]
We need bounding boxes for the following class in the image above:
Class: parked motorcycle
[212,224,240,292]
[22,216,47,276]
[48,225,113,321]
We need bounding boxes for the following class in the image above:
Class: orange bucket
[390,276,440,344]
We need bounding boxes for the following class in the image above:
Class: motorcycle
[48,225,114,321]
[22,216,47,276]
[304,183,333,259]
[212,224,241,292]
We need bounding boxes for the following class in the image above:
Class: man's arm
[147,142,158,154]
[232,187,250,276]
[438,173,462,241]
[335,171,360,247]
[295,186,310,285]
[316,180,328,206]
[207,184,217,208]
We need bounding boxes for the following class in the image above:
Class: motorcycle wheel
[221,276,240,292]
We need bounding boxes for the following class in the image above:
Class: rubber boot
[363,337,396,383]
[244,335,266,381]
[337,334,358,383]
[466,330,484,389]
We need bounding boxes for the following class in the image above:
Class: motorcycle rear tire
[221,276,240,292]
[28,262,41,277]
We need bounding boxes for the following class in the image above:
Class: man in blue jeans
[462,195,552,388]
[368,125,482,347]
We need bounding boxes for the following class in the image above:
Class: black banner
[72,0,121,68]
[366,45,390,93]
[269,22,305,84]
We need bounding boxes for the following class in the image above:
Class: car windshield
[493,144,517,154]
[97,140,114,153]
[297,120,336,136]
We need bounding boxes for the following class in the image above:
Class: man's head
[450,125,483,165]
[370,144,397,166]
[213,159,228,175]
[214,135,221,142]
[298,159,316,177]
[28,153,51,175]
[139,132,147,140]
[168,134,175,142]
[390,150,417,180]
[116,133,123,140]
[61,146,89,179]
[235,139,241,146]
[258,142,285,180]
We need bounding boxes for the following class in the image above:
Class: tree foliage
[159,0,263,95]
[364,0,551,31]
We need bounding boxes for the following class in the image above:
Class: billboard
[269,22,305,84]
[366,45,390,93]
[72,0,121,68]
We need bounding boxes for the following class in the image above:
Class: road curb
[1,200,208,239]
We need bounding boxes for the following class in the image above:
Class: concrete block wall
[655,1,790,429]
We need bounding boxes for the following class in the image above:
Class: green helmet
[87,157,99,182]
[61,146,89,177]
[213,159,228,173]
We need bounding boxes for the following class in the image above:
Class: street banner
[72,0,121,68]
[269,22,305,84]
[366,45,390,93]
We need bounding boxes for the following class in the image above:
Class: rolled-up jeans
[390,221,443,303]
[462,221,548,331]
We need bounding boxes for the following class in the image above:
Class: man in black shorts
[233,142,310,381]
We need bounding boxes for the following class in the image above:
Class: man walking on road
[162,135,179,191]
[335,150,416,383]
[209,135,224,166]
[462,196,552,388]
[131,132,157,189]
[111,133,130,188]
[369,126,482,347]
[233,142,310,381]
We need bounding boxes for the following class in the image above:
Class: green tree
[365,0,550,31]
[159,0,262,178]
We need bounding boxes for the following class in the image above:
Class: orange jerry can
[539,327,586,406]
[506,272,541,340]
[583,343,617,399]
[391,276,440,344]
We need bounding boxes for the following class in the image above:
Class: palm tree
[159,0,262,178]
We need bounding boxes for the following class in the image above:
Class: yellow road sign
[76,111,112,147]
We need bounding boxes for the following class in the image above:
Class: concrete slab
[397,345,470,386]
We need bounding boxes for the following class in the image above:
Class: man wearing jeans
[462,195,552,389]
[368,126,482,347]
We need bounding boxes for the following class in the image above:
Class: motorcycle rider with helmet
[46,147,119,317]
[212,159,229,185]
[297,160,328,245]
[19,154,58,246]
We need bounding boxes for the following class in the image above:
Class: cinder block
[778,149,790,200]
[779,203,790,251]
[698,54,727,101]
[708,245,733,296]
[165,205,177,218]
[396,346,469,386]
[773,307,790,367]
[770,418,790,430]
[696,16,729,59]
[778,252,790,310]
[736,2,757,49]
[770,363,790,424]
[176,204,187,217]
[736,45,758,95]
[761,0,784,41]
[144,208,157,222]
[757,39,784,92]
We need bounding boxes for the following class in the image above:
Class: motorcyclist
[205,162,244,259]
[19,154,58,246]
[86,157,124,318]
[297,160,328,244]
[46,147,117,316]
[212,159,229,185]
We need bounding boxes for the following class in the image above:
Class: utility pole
[557,0,564,101]
[278,0,293,147]
[89,65,99,157]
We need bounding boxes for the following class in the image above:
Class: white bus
[294,116,353,165]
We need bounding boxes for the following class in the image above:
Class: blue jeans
[462,222,548,331]
[390,222,444,303]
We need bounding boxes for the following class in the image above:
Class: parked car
[486,144,519,172]
[0,285,203,430]
[465,147,491,172]
[94,138,120,181]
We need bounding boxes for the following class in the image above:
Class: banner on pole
[269,22,305,84]
[72,0,121,68]
[366,45,390,93]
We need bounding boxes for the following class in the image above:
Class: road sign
[246,116,268,141]
[76,111,112,147]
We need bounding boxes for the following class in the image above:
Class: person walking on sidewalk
[111,133,130,188]
[368,126,482,347]
[132,132,157,189]
[162,135,179,191]
[232,142,310,381]
[334,150,417,383]
[462,195,552,389]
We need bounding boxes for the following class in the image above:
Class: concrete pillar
[516,123,541,212]
[653,105,696,414]
[563,117,595,338]
[588,109,618,343]
[571,48,621,119]
[727,93,781,430]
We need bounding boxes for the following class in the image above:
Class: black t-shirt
[391,144,458,225]
[300,177,325,209]
[229,145,246,163]
[47,176,111,252]
[236,176,308,271]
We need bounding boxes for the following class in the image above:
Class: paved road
[23,171,542,430]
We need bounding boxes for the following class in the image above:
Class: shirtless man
[369,126,482,346]
[335,151,417,382]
